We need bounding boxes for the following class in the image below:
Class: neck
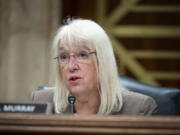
[74,92,100,115]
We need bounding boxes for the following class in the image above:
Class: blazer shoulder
[120,90,157,115]
[31,89,54,103]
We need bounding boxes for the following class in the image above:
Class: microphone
[68,93,76,114]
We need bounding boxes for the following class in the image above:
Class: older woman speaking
[32,18,157,115]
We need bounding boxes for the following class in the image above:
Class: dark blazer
[32,89,157,115]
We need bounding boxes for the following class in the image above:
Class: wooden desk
[0,114,180,135]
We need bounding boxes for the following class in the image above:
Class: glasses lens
[55,51,96,65]
[77,51,89,60]
[59,53,69,63]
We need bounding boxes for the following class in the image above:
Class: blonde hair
[52,18,124,115]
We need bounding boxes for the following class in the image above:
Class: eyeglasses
[54,51,96,65]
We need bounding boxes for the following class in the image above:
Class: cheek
[87,67,98,90]
[83,63,97,83]
[61,68,68,82]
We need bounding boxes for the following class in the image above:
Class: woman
[32,18,157,115]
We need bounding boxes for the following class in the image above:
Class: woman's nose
[67,57,79,72]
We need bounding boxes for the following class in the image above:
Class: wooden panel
[0,114,180,135]
[61,0,180,88]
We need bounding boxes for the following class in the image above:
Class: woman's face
[58,42,98,97]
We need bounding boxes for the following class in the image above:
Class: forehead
[58,39,93,51]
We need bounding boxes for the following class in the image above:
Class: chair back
[120,75,180,115]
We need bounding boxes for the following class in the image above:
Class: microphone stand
[68,93,76,114]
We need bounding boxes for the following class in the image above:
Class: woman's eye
[78,52,88,58]
[60,54,69,60]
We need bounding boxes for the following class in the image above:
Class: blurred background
[0,0,180,101]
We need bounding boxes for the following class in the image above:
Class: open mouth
[69,76,81,81]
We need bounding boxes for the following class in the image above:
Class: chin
[69,86,84,95]
[69,86,82,93]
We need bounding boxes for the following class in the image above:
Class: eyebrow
[58,46,91,52]
[81,46,91,51]
[58,47,65,50]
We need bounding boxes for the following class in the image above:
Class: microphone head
[68,93,76,104]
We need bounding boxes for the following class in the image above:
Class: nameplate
[0,102,52,114]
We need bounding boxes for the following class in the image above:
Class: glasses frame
[54,51,96,65]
